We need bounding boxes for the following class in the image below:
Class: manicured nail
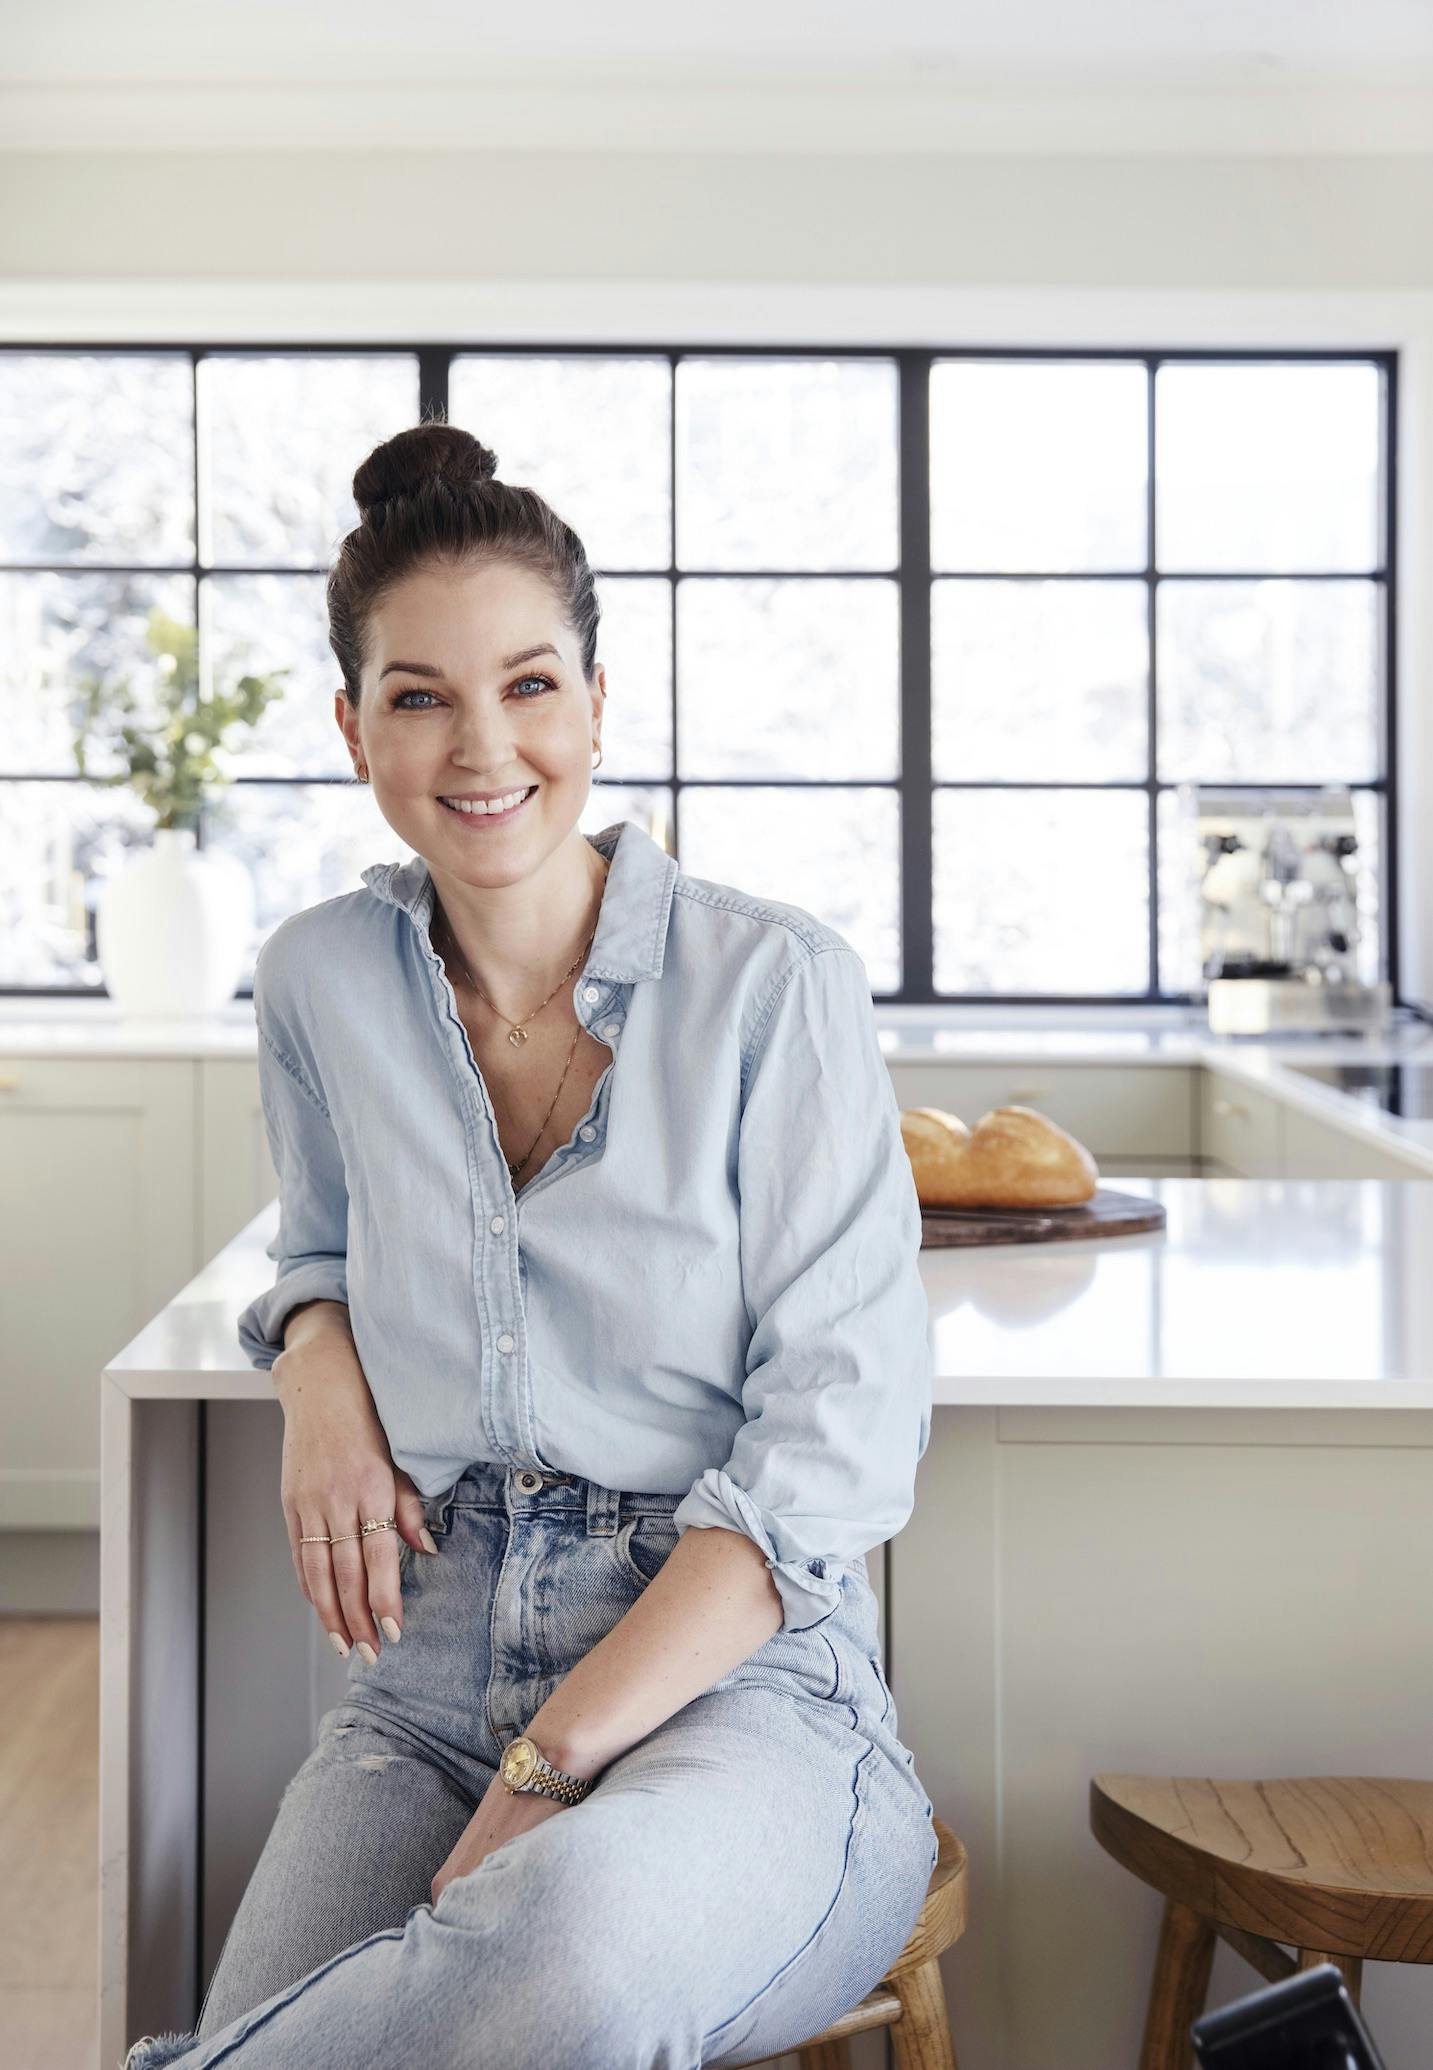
[357,1641,378,1666]
[380,1617,402,1643]
[329,1632,350,1658]
[419,1528,438,1554]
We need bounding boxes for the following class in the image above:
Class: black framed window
[0,343,1396,1003]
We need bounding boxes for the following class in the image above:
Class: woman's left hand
[430,1765,567,1903]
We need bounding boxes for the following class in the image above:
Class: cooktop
[1285,1061,1433,1120]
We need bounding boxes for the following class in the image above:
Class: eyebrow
[379,644,561,682]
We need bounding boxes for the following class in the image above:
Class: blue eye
[391,674,557,710]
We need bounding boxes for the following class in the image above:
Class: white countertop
[104,1178,1433,1413]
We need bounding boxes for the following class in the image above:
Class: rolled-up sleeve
[236,954,350,1370]
[671,944,933,1630]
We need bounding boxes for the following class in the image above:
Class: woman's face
[337,557,605,887]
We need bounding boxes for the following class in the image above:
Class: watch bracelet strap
[505,1745,595,1805]
[527,1764,593,1806]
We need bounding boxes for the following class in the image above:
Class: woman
[122,420,938,2070]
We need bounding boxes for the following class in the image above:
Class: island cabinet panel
[0,1057,195,1530]
[883,1062,1197,1162]
[886,1407,1433,2070]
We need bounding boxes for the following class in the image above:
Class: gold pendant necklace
[432,904,600,1180]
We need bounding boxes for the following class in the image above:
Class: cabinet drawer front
[1281,1105,1431,1180]
[884,1062,1192,1159]
[1200,1073,1283,1176]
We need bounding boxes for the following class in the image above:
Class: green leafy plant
[72,607,291,832]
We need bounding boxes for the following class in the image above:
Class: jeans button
[515,1470,542,1493]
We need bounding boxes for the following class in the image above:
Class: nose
[445,697,520,777]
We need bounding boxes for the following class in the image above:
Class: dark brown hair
[327,414,601,710]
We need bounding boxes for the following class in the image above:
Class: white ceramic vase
[96,826,256,1016]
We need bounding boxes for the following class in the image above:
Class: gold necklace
[432,904,600,1183]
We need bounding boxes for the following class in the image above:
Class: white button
[496,1332,515,1353]
[601,1022,620,1039]
[582,985,600,1003]
[490,1215,505,1234]
[579,1125,596,1142]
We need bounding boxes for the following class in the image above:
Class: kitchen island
[99,1176,1433,2070]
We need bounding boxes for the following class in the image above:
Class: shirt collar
[359,818,679,984]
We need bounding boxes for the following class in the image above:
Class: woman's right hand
[273,1328,437,1662]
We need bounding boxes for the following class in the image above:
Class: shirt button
[496,1332,515,1353]
[600,1022,620,1039]
[579,1124,596,1142]
[490,1214,505,1234]
[582,984,600,1003]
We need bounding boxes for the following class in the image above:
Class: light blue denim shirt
[236,817,932,1630]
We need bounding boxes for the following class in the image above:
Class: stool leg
[1139,1899,1215,2070]
[1296,1948,1364,2009]
[888,1955,959,2070]
[797,2042,853,2070]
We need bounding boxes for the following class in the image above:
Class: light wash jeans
[121,1462,939,2070]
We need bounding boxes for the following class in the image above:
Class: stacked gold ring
[299,1516,397,1546]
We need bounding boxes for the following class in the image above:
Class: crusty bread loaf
[900,1104,1099,1208]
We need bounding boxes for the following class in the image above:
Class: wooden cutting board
[919,1185,1167,1248]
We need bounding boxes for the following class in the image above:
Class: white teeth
[441,788,533,816]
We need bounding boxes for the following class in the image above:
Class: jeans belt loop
[586,1481,621,1538]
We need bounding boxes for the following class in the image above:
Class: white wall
[2,150,1433,288]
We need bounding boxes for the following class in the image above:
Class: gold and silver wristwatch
[498,1732,595,1807]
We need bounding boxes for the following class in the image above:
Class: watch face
[502,1738,538,1788]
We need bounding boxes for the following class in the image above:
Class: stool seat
[1092,1775,1433,2070]
[1092,1774,1433,1962]
[725,1816,968,2069]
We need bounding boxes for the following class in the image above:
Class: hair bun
[353,422,499,524]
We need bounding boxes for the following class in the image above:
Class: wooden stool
[1091,1774,1433,2070]
[727,1816,967,2069]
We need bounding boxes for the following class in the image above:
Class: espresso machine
[1167,784,1391,1036]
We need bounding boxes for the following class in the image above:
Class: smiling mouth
[437,785,539,821]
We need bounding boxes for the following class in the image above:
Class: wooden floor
[1,1617,100,2069]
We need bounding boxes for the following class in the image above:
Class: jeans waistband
[429,1461,683,1540]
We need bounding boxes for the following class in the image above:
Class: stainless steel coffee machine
[1165,783,1391,1035]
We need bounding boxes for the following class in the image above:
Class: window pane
[0,779,158,987]
[680,785,899,990]
[200,354,419,568]
[678,577,899,779]
[590,577,672,780]
[449,355,671,573]
[1156,362,1381,572]
[1157,579,1380,784]
[934,788,1149,994]
[931,578,1148,783]
[2,570,195,777]
[582,782,673,854]
[676,358,898,572]
[205,574,347,778]
[930,360,1148,573]
[0,351,194,567]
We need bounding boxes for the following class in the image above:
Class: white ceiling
[7,0,1433,84]
[4,0,1432,155]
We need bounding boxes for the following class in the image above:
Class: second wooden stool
[1091,1773,1433,2070]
